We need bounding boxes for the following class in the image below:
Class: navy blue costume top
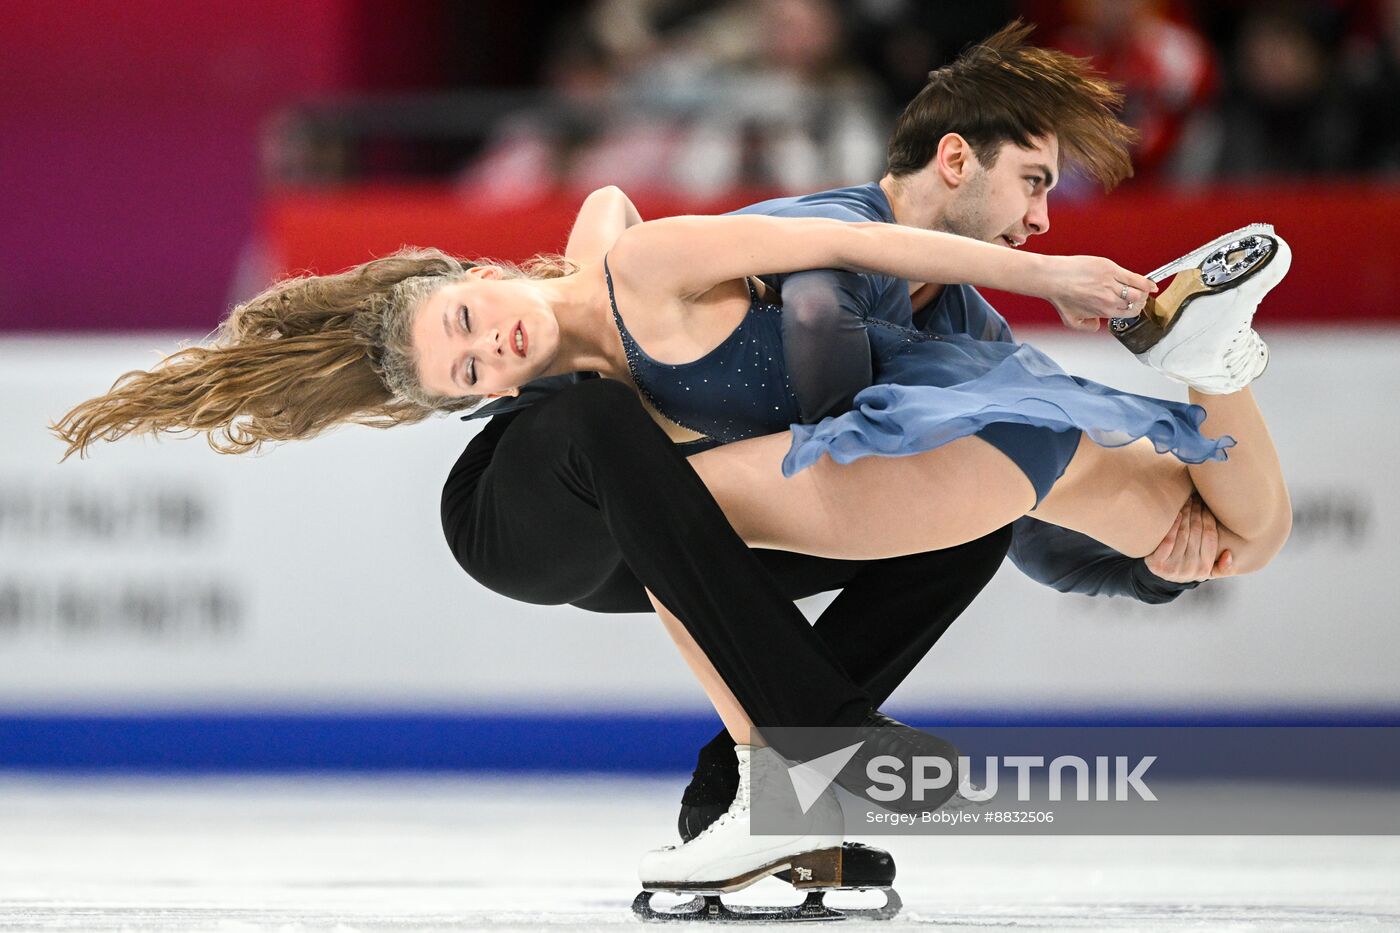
[603,259,801,445]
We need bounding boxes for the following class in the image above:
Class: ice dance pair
[51,23,1294,924]
[52,211,1293,919]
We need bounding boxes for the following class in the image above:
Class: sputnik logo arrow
[785,741,864,813]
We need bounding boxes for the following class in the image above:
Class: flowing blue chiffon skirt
[782,325,1233,481]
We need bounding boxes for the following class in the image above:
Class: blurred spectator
[1343,0,1400,173]
[1052,0,1216,183]
[840,1,1020,115]
[1204,5,1358,178]
[456,0,886,199]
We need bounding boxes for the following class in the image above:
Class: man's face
[941,134,1058,248]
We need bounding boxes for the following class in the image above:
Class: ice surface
[1,774,1398,931]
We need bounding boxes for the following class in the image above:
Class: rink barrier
[2,709,1397,777]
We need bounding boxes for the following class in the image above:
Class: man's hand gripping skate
[1145,494,1235,582]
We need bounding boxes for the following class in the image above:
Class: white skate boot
[633,745,900,922]
[1110,224,1291,394]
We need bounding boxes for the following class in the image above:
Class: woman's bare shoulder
[602,236,690,329]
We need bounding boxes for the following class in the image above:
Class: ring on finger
[1120,285,1129,301]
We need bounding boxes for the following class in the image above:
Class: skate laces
[692,768,751,841]
[1221,328,1264,379]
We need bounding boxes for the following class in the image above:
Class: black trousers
[441,379,1010,730]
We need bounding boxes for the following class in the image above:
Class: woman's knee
[1228,499,1293,575]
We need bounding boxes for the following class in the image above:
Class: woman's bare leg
[647,590,760,747]
[1036,389,1291,571]
[688,433,1037,560]
[686,427,1253,565]
[1031,434,1193,556]
[1183,388,1291,570]
[664,397,1288,746]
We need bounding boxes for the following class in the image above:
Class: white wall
[2,329,1394,715]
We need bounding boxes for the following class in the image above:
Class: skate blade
[631,888,902,923]
[1146,223,1276,283]
[1111,226,1280,353]
[1145,230,1279,325]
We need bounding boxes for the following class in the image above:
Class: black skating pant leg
[688,526,1013,774]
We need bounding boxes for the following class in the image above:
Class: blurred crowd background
[279,0,1400,193]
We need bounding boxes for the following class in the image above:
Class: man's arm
[730,197,895,422]
[1008,517,1199,604]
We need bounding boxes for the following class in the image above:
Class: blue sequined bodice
[604,257,801,443]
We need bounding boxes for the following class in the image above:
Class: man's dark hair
[886,20,1137,190]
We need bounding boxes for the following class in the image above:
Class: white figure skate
[633,745,901,922]
[1110,224,1291,394]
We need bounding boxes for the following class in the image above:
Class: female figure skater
[53,214,1289,564]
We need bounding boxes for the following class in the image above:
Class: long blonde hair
[51,247,573,459]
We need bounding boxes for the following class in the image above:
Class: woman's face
[410,270,560,398]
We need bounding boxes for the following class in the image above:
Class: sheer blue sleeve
[770,269,877,423]
[1008,517,1199,605]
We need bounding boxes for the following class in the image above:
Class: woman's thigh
[1033,435,1194,557]
[687,429,1206,562]
[687,431,1036,560]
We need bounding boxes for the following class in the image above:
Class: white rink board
[1,328,1395,714]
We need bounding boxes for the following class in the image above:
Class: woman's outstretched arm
[610,214,1157,326]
